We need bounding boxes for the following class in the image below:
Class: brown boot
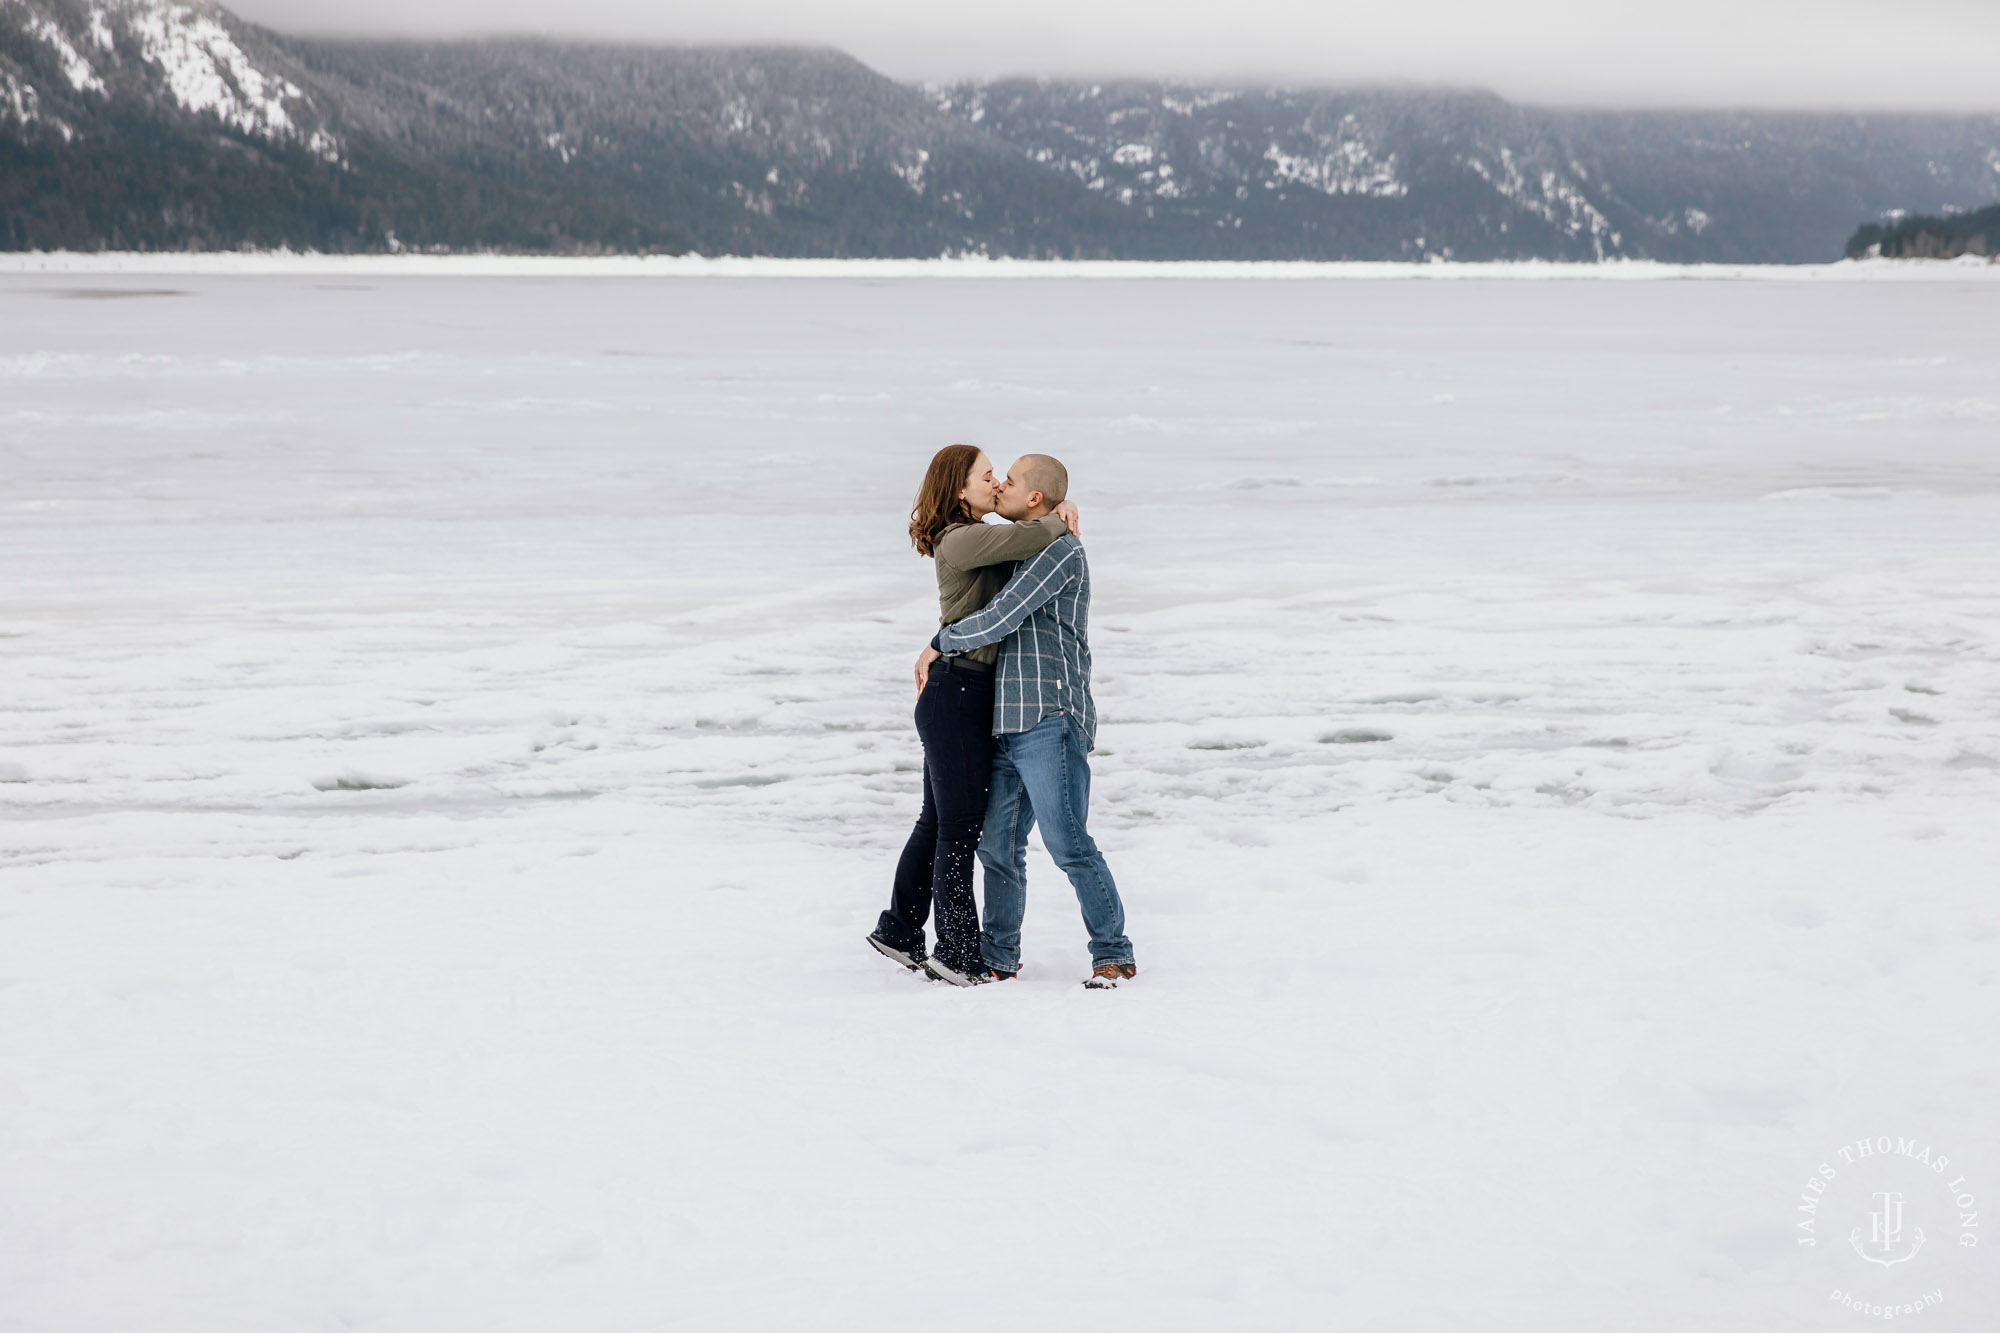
[1083,963,1137,989]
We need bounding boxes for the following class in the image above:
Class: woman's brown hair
[909,444,982,557]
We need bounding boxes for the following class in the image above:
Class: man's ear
[1026,490,1045,512]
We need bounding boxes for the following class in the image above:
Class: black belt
[934,656,993,676]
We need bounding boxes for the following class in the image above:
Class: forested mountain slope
[5,1,1998,259]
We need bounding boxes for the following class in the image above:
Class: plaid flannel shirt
[931,534,1097,752]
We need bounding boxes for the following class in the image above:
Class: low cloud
[235,0,2000,111]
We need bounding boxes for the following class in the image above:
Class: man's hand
[1054,499,1081,537]
[915,644,941,694]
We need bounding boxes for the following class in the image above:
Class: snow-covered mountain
[4,0,1999,258]
[938,80,2000,262]
[2,0,1080,254]
[935,82,1624,260]
[0,0,334,155]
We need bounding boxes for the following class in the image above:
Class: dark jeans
[879,660,995,972]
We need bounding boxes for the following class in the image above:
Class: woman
[866,445,1077,986]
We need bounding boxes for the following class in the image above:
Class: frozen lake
[4,268,1998,1330]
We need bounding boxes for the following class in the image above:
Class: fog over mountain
[221,0,2000,114]
[5,0,1999,259]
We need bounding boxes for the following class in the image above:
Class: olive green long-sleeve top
[931,514,1069,667]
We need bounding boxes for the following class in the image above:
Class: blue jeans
[977,712,1134,972]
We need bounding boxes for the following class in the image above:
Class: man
[917,454,1137,990]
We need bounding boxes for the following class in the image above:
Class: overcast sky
[228,0,2000,111]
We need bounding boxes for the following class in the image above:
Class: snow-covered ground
[3,271,1997,1331]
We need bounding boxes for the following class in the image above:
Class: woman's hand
[1054,499,1081,537]
[915,644,941,694]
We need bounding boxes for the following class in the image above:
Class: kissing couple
[866,445,1137,990]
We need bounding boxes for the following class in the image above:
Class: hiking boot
[987,964,1020,981]
[1083,963,1137,989]
[923,954,994,987]
[867,931,929,975]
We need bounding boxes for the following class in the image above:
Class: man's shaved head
[992,453,1070,521]
[1015,454,1068,507]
